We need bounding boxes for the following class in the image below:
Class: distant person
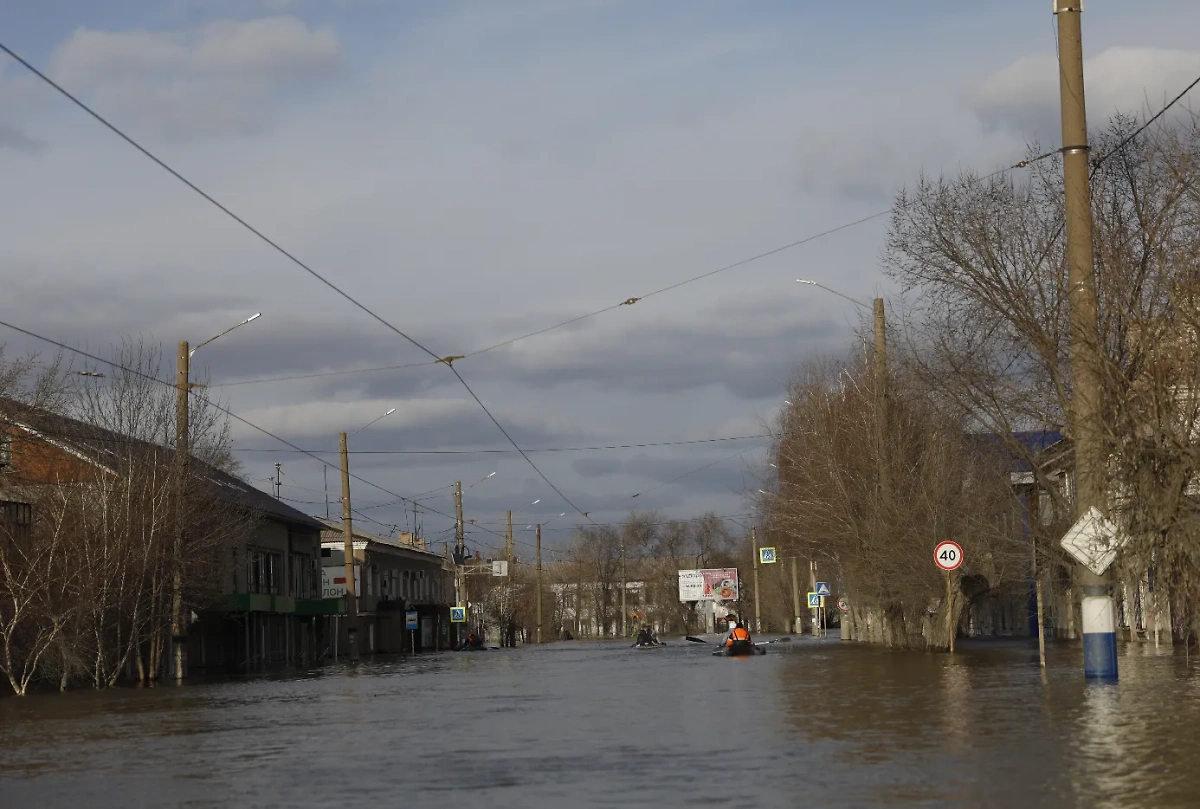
[724,615,752,652]
[634,624,658,646]
[458,632,484,651]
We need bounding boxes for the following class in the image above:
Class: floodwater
[2,635,1199,809]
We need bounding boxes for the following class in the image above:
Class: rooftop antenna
[323,466,330,520]
[273,463,283,499]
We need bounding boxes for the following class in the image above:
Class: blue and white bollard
[1081,592,1118,680]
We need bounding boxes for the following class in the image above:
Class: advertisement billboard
[678,568,739,602]
[321,565,361,599]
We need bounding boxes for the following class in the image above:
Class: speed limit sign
[934,541,964,572]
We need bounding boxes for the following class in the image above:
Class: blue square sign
[759,547,778,564]
[450,607,466,623]
[405,610,419,630]
[815,582,832,597]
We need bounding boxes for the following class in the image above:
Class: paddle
[755,636,792,646]
[685,636,708,644]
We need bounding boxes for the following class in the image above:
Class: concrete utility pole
[536,524,543,644]
[454,481,466,647]
[791,557,802,634]
[1055,0,1116,681]
[339,432,360,662]
[619,536,627,638]
[751,526,761,633]
[171,341,189,682]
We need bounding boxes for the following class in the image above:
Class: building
[317,519,454,654]
[0,401,328,676]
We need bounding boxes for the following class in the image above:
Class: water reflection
[1,637,1198,808]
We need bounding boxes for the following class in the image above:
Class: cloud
[973,46,1200,141]
[46,16,343,140]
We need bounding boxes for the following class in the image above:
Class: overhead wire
[0,39,593,524]
[0,319,461,524]
[231,433,769,454]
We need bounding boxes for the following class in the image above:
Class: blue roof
[966,430,1064,474]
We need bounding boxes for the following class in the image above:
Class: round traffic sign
[934,541,964,572]
[836,595,849,614]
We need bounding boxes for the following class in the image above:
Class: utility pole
[273,463,283,499]
[1055,0,1115,681]
[751,526,761,633]
[505,509,513,647]
[454,481,465,648]
[339,432,359,662]
[790,557,802,635]
[323,466,330,520]
[874,297,890,500]
[536,524,543,644]
[170,340,189,682]
[619,536,627,638]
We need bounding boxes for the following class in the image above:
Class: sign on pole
[934,541,964,572]
[815,581,832,597]
[450,606,466,623]
[759,547,778,564]
[807,592,822,608]
[405,610,419,630]
[492,560,509,577]
[837,596,849,614]
[1060,506,1122,576]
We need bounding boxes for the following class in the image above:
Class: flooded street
[3,636,1199,809]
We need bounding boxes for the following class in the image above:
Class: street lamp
[349,407,396,438]
[526,512,566,530]
[189,313,261,357]
[173,312,262,683]
[796,280,870,310]
[468,471,497,490]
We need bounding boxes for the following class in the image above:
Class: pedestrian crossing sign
[450,607,466,623]
[807,592,823,608]
[759,547,777,564]
[815,582,832,597]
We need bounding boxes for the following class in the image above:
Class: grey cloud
[972,47,1200,142]
[46,16,344,141]
[0,124,42,153]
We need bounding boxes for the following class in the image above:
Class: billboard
[678,568,739,602]
[321,565,361,599]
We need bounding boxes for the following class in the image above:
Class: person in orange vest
[723,613,753,651]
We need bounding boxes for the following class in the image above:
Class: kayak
[633,642,663,649]
[457,645,487,652]
[714,642,765,657]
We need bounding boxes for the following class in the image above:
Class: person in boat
[634,624,658,646]
[723,614,753,652]
[459,632,485,651]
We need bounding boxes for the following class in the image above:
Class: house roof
[317,517,446,562]
[0,399,323,531]
[965,429,1065,474]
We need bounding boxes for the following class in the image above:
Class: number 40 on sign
[934,541,963,572]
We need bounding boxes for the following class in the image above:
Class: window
[0,500,32,546]
[246,549,282,595]
[0,434,11,471]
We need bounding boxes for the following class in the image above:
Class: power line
[0,40,591,524]
[231,434,769,455]
[628,443,765,500]
[0,318,460,523]
[1093,71,1200,170]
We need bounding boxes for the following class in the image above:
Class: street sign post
[450,607,466,623]
[1060,506,1122,576]
[837,596,849,614]
[406,610,419,655]
[815,581,832,597]
[933,541,964,572]
[933,541,964,654]
[759,547,778,564]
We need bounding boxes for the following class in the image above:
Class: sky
[3,0,1200,561]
